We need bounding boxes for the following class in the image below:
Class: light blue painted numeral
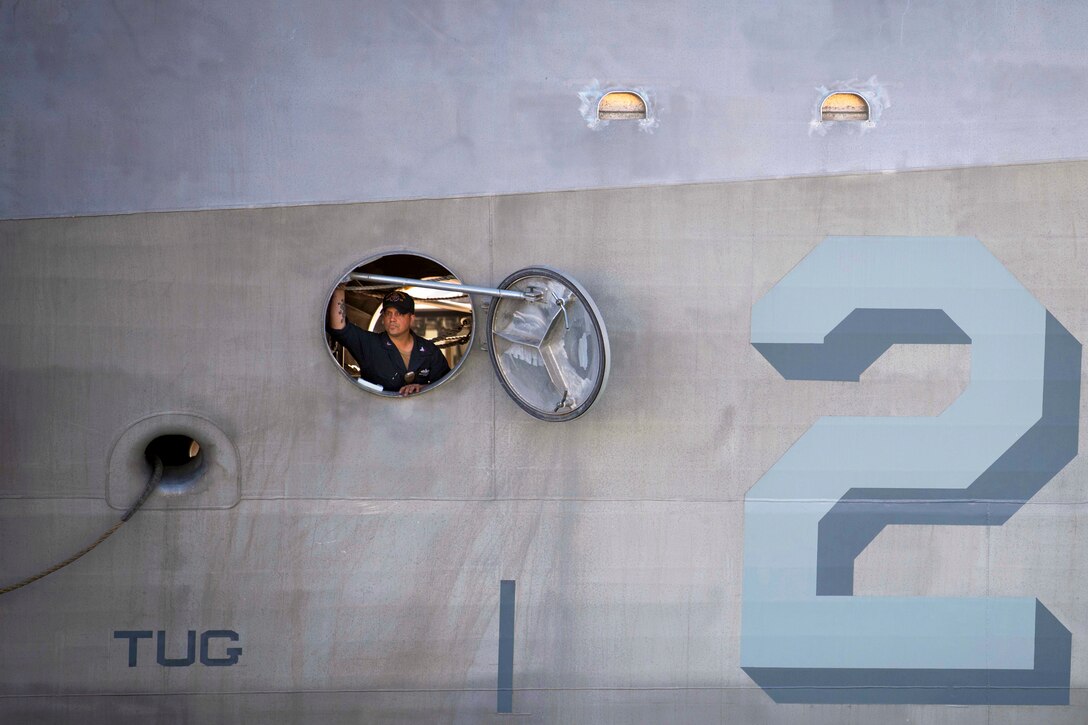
[742,237,1080,705]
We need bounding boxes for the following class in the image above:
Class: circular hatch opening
[325,253,474,396]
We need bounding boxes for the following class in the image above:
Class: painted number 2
[741,237,1080,705]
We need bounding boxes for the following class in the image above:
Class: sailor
[327,287,451,395]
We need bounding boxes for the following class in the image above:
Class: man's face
[382,307,414,336]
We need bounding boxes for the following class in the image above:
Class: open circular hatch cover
[487,267,610,421]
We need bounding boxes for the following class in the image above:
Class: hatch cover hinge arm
[349,273,545,302]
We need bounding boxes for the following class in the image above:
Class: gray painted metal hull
[6,1,1088,219]
[3,161,1088,721]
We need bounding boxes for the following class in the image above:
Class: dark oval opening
[144,434,206,491]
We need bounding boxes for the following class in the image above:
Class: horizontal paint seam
[1,684,1081,699]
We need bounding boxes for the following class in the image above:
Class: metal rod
[348,273,541,301]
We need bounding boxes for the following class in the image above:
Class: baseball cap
[382,290,415,314]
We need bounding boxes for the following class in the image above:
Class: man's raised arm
[327,286,347,330]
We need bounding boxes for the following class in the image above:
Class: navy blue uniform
[329,323,451,392]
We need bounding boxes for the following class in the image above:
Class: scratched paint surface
[2,162,1088,722]
[4,2,1088,218]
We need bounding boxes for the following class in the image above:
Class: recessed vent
[598,91,647,120]
[821,92,869,121]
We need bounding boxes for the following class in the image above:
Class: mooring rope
[0,457,163,596]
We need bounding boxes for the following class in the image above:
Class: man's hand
[398,383,424,396]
